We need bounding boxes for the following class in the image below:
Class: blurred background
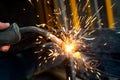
[0,0,120,80]
[0,0,120,28]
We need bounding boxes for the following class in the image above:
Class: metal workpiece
[0,23,63,47]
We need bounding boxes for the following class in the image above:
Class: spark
[64,42,75,53]
[36,0,39,3]
[39,63,42,66]
[28,0,34,6]
[73,52,82,59]
[96,74,101,80]
[23,8,26,11]
[42,45,46,48]
[52,57,56,61]
[40,49,43,52]
[53,8,61,15]
[47,0,50,4]
[34,0,104,79]
[104,42,107,46]
[38,56,42,59]
[34,51,40,54]
[43,57,47,60]
[35,42,41,44]
[68,76,71,80]
[36,15,40,18]
[45,60,48,63]
[49,49,59,57]
[36,24,46,27]
[97,72,101,76]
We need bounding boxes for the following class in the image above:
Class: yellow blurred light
[73,52,81,59]
[64,43,75,53]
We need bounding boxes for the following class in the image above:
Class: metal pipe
[105,0,115,29]
[20,26,77,80]
[65,57,76,80]
[20,26,63,47]
[94,0,102,29]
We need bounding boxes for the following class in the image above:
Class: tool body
[0,23,63,46]
[0,23,21,45]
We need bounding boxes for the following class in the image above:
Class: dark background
[0,0,39,80]
[0,0,120,80]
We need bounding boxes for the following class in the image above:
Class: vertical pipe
[94,0,102,29]
[105,0,115,29]
[55,0,69,32]
[87,0,94,29]
[69,0,80,31]
[65,57,76,80]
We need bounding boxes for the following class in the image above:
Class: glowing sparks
[73,52,81,59]
[36,24,46,27]
[49,49,59,57]
[64,42,75,53]
[28,0,33,6]
[33,0,104,79]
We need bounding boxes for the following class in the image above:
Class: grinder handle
[0,23,21,45]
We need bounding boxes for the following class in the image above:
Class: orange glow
[73,52,82,59]
[64,43,75,53]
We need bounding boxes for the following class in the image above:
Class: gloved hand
[0,22,10,52]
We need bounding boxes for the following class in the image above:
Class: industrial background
[0,0,120,80]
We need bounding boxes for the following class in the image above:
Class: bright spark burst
[64,40,76,53]
[34,0,103,79]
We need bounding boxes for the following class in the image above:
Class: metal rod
[105,0,115,29]
[20,26,63,47]
[94,0,102,29]
[55,0,69,32]
[20,26,77,80]
[65,57,76,80]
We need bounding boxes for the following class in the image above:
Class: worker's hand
[0,22,10,52]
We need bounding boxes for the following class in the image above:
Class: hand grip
[0,23,21,45]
